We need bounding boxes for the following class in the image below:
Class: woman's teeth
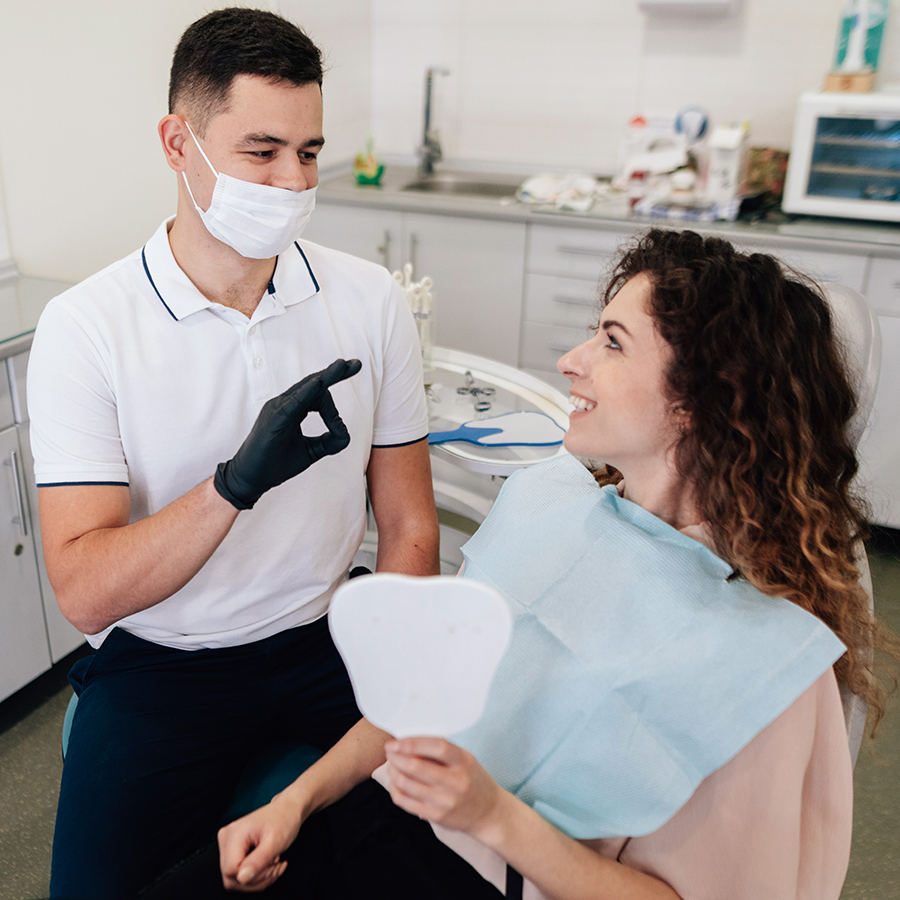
[571,396,596,412]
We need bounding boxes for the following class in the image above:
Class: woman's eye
[606,334,621,350]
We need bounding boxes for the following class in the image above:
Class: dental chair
[821,282,882,767]
[60,282,883,825]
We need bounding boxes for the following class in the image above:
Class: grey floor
[1,536,899,900]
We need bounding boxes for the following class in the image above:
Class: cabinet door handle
[376,230,392,271]
[549,342,575,353]
[5,450,28,537]
[553,294,594,307]
[557,245,603,257]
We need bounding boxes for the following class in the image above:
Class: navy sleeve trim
[371,435,429,449]
[293,243,320,293]
[37,481,129,488]
[142,248,178,321]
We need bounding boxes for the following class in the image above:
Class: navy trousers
[50,618,361,900]
[140,778,510,900]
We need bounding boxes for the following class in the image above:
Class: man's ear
[158,114,189,173]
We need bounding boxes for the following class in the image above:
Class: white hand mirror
[329,574,512,738]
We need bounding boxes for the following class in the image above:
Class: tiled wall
[369,0,900,173]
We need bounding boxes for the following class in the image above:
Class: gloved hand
[214,358,362,510]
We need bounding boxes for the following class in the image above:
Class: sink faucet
[419,67,449,177]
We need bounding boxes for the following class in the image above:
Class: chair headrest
[820,283,882,449]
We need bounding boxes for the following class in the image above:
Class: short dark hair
[168,7,323,135]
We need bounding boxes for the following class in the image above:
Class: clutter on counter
[515,173,608,212]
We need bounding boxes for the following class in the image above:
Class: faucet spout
[420,67,450,176]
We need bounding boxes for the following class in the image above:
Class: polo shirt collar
[269,240,320,308]
[141,220,320,322]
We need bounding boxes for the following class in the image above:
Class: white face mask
[181,120,317,259]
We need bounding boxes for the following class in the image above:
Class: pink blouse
[428,669,853,900]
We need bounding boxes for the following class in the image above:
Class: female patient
[184,229,892,899]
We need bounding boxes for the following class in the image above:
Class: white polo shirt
[28,219,428,650]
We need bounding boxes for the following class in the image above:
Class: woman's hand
[384,737,504,839]
[217,793,303,892]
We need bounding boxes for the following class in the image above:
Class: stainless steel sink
[401,174,519,199]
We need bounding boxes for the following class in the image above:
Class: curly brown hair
[595,228,896,731]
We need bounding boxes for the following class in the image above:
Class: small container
[353,134,384,186]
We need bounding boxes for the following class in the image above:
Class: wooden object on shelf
[824,71,876,93]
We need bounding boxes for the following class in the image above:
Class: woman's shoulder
[613,669,852,900]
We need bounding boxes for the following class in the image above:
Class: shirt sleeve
[27,299,129,486]
[604,670,853,900]
[370,277,429,447]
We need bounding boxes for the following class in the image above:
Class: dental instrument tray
[428,411,566,447]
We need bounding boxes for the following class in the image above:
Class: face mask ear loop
[181,119,219,215]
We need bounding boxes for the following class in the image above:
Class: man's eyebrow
[602,318,632,337]
[238,133,326,149]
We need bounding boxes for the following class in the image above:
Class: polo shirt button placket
[246,321,276,401]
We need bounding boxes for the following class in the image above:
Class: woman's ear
[672,404,692,434]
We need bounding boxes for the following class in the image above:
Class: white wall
[0,0,369,283]
[370,0,900,172]
[274,0,371,172]
[3,0,900,282]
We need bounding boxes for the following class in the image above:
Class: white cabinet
[730,241,871,294]
[7,351,83,662]
[855,257,900,528]
[303,205,404,272]
[865,256,900,317]
[306,203,527,367]
[521,225,631,391]
[0,423,52,701]
[404,213,526,366]
[859,316,900,527]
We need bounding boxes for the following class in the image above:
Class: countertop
[0,275,70,360]
[315,163,900,257]
[5,162,900,355]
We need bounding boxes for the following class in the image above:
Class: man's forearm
[375,517,441,576]
[43,477,239,634]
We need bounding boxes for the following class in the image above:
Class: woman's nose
[557,339,588,379]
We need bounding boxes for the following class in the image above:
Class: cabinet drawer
[735,242,869,294]
[524,273,602,329]
[520,321,591,374]
[528,225,631,281]
[863,257,900,317]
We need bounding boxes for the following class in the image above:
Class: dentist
[27,8,438,899]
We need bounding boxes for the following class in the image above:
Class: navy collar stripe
[293,242,320,293]
[141,247,178,321]
[141,242,318,314]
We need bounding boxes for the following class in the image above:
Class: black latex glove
[214,358,362,510]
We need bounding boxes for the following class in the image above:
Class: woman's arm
[217,718,391,891]
[385,737,681,900]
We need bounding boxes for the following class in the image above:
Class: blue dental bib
[454,454,845,839]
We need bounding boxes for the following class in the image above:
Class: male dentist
[27,8,438,898]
